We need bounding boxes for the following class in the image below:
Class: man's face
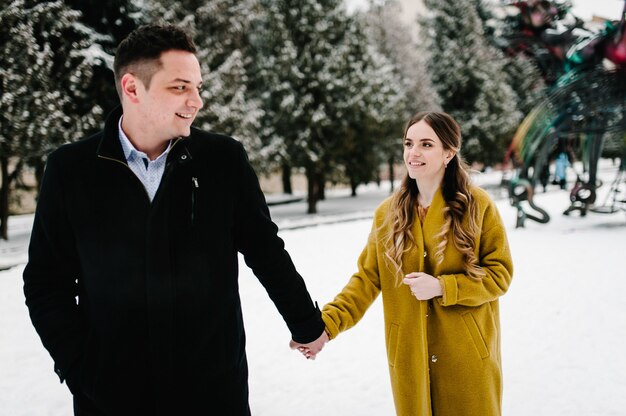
[134,50,203,142]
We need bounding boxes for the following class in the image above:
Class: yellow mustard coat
[322,186,513,416]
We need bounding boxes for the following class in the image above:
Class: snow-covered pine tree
[503,53,547,116]
[469,0,546,117]
[357,0,442,191]
[0,0,108,239]
[327,20,401,197]
[421,0,522,166]
[63,0,144,114]
[251,0,389,212]
[247,0,301,192]
[361,0,440,118]
[145,0,266,171]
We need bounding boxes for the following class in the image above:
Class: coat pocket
[387,323,400,368]
[461,312,490,359]
[66,331,100,401]
[190,176,200,225]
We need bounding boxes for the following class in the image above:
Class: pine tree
[251,0,388,212]
[505,54,546,116]
[0,0,107,239]
[247,0,303,190]
[357,0,441,191]
[421,0,522,166]
[327,21,401,197]
[470,0,546,117]
[361,0,440,117]
[63,0,144,115]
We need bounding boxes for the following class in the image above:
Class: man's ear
[121,73,140,104]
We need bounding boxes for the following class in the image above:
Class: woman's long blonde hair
[380,111,484,284]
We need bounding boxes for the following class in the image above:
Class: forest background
[0,0,620,239]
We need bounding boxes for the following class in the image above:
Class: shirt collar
[118,116,172,162]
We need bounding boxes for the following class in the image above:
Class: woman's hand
[289,330,330,360]
[402,272,443,300]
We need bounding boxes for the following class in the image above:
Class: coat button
[181,155,187,160]
[431,354,438,363]
[423,251,427,258]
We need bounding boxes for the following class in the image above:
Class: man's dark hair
[114,24,197,99]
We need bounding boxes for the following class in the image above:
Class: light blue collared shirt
[118,117,171,201]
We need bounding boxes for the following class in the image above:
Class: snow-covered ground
[1,160,625,415]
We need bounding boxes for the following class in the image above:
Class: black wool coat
[23,107,324,415]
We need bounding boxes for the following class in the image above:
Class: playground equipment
[502,0,626,227]
[587,156,626,215]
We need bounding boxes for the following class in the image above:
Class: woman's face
[403,120,454,184]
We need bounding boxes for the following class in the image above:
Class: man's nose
[188,89,203,109]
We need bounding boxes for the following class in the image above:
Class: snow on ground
[1,160,625,415]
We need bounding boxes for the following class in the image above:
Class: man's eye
[173,86,185,91]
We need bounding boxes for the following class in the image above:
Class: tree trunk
[317,172,326,201]
[306,166,319,214]
[0,156,10,240]
[281,162,292,195]
[34,157,46,195]
[350,177,358,197]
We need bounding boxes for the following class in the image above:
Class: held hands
[402,272,443,300]
[290,330,329,360]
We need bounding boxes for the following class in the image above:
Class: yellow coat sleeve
[438,195,513,307]
[322,218,383,340]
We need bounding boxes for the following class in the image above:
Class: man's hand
[289,330,329,360]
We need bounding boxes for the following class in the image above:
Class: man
[23,24,326,416]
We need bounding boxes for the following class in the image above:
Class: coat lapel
[402,207,423,275]
[403,188,446,275]
[96,106,127,163]
[96,106,188,165]
[422,188,446,276]
[422,188,446,241]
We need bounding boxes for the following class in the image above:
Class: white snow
[1,160,625,415]
[569,0,625,21]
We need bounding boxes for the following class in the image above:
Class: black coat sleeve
[232,142,324,343]
[23,150,86,382]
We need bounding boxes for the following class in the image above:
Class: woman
[296,111,513,415]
